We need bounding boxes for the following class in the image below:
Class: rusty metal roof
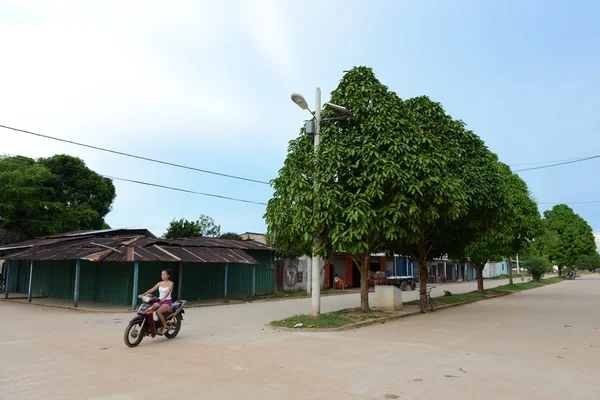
[0,230,272,264]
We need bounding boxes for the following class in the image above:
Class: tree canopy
[267,67,443,310]
[163,215,221,238]
[542,204,596,274]
[393,98,507,308]
[461,163,542,292]
[574,253,600,271]
[0,154,115,243]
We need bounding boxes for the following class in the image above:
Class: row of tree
[265,66,599,312]
[0,154,116,244]
[162,214,240,240]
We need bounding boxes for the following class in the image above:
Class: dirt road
[1,276,598,399]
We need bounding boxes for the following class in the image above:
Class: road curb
[266,290,530,332]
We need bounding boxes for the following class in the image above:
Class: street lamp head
[325,102,358,121]
[290,93,309,110]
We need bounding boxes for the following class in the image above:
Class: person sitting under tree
[334,274,345,290]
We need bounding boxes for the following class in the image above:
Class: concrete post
[27,260,34,302]
[74,259,81,307]
[178,262,183,301]
[4,260,10,299]
[224,264,229,301]
[252,264,257,297]
[131,261,139,310]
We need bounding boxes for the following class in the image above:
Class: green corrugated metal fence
[3,249,276,305]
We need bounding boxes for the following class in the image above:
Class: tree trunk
[358,254,370,312]
[418,240,429,313]
[558,266,562,277]
[508,257,514,285]
[475,263,485,294]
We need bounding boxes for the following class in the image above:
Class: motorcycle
[566,271,576,280]
[124,294,186,347]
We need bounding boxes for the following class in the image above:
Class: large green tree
[0,154,115,243]
[163,215,221,238]
[462,163,542,292]
[267,67,447,311]
[574,253,600,271]
[395,99,506,309]
[543,204,596,276]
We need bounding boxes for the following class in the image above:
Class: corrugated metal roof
[0,230,272,264]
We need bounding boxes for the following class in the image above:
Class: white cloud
[239,0,296,80]
[0,0,263,156]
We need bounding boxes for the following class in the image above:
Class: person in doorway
[140,269,174,334]
[334,274,345,290]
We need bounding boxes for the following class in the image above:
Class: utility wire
[510,157,585,167]
[3,122,600,177]
[0,124,271,185]
[537,200,600,205]
[514,155,600,172]
[102,175,268,206]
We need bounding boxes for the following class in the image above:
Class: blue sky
[2,0,600,244]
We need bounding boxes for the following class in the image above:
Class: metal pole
[311,87,322,317]
[444,261,447,282]
[74,259,81,307]
[131,261,139,310]
[27,260,34,302]
[224,264,229,302]
[4,260,10,299]
[178,262,183,300]
[306,258,312,295]
[252,264,256,297]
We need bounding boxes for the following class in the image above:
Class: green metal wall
[31,260,75,299]
[254,264,275,295]
[245,250,276,295]
[178,261,275,301]
[96,262,132,305]
[3,249,276,305]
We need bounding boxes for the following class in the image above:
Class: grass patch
[252,289,341,302]
[434,293,487,304]
[271,313,354,329]
[403,293,487,306]
[270,308,397,329]
[488,276,564,293]
[485,273,528,280]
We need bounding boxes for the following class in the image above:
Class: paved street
[1,275,599,399]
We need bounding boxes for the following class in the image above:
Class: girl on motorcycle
[140,269,174,334]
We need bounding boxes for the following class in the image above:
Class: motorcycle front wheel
[165,315,182,339]
[124,321,145,347]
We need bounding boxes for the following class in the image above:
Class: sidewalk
[0,277,522,315]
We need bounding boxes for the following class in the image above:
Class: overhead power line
[103,175,268,206]
[537,200,600,205]
[510,157,585,167]
[3,122,600,177]
[0,124,271,185]
[514,155,600,172]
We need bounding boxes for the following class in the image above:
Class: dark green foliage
[163,215,221,238]
[0,154,115,243]
[521,254,552,281]
[542,204,597,275]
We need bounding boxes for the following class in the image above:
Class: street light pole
[290,88,355,317]
[311,87,322,317]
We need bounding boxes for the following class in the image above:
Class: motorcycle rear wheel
[124,322,145,347]
[165,315,181,339]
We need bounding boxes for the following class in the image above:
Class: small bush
[522,255,552,281]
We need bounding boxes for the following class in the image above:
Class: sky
[2,0,600,244]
